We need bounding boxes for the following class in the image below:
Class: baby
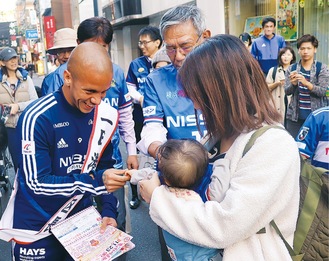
[126,139,230,261]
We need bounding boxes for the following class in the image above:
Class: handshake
[101,168,157,193]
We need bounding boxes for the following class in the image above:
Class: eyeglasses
[57,48,75,56]
[165,34,202,56]
[138,40,153,47]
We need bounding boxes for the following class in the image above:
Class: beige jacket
[266,66,291,123]
[0,69,38,128]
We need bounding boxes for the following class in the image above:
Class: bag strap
[315,61,322,79]
[291,63,297,73]
[290,62,321,79]
[272,66,278,81]
[270,220,304,261]
[243,125,283,156]
[243,126,303,261]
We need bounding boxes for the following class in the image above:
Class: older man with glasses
[41,28,77,96]
[136,4,210,261]
[137,5,210,158]
[126,25,162,209]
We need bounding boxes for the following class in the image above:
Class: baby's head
[157,139,209,189]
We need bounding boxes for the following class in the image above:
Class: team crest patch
[166,246,177,261]
[111,79,116,87]
[298,126,309,141]
[124,93,131,102]
[22,140,35,155]
[138,67,145,73]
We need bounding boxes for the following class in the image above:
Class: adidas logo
[57,138,69,149]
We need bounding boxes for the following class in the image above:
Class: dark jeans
[6,127,18,172]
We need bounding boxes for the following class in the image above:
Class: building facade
[100,0,328,73]
[10,0,329,73]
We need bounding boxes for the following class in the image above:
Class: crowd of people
[0,3,328,261]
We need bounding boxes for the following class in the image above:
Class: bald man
[10,42,130,261]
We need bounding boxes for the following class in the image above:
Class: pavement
[0,73,162,261]
[31,73,45,88]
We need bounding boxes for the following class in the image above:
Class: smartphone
[1,106,11,124]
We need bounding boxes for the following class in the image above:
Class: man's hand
[139,172,161,203]
[100,216,117,234]
[293,73,313,90]
[126,155,139,170]
[102,169,130,192]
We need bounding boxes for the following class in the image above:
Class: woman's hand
[139,172,161,203]
[100,216,117,233]
[102,169,130,192]
[9,104,19,115]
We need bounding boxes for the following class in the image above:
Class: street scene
[0,0,328,260]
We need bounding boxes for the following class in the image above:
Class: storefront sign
[26,29,38,39]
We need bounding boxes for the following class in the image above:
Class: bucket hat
[0,47,18,61]
[47,28,77,55]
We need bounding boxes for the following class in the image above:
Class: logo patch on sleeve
[124,93,131,102]
[143,106,156,116]
[22,140,35,155]
[298,126,309,141]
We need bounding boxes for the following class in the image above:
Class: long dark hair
[178,34,281,139]
[0,66,9,77]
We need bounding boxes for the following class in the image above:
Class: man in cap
[41,28,77,95]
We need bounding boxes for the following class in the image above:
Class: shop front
[224,0,328,64]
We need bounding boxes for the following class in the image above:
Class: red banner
[43,16,56,50]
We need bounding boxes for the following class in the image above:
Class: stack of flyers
[51,206,135,260]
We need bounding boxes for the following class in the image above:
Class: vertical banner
[9,21,18,48]
[44,16,56,49]
[277,0,298,41]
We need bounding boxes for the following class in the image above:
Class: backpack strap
[291,63,297,73]
[315,61,322,79]
[271,66,278,81]
[290,62,321,78]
